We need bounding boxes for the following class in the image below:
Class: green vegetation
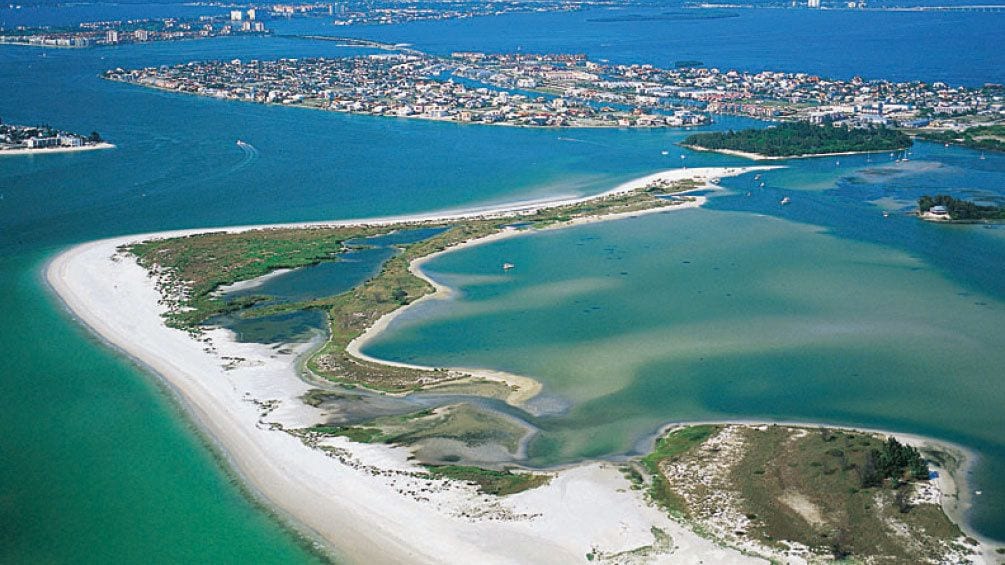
[918,194,1005,221]
[640,425,719,517]
[916,124,1005,153]
[127,186,685,390]
[682,122,911,157]
[125,225,391,328]
[642,425,965,562]
[304,404,528,458]
[424,465,550,496]
[731,427,954,560]
[860,437,930,487]
[309,424,385,443]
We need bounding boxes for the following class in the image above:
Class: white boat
[780,197,791,205]
[980,152,987,160]
[236,139,250,147]
[883,211,890,218]
[661,150,669,155]
[502,262,515,271]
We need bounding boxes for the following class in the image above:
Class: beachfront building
[26,137,60,149]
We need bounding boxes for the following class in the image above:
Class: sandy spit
[46,166,774,564]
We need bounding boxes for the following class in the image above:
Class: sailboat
[980,151,987,160]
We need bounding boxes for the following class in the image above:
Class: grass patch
[731,426,961,560]
[127,185,684,392]
[641,425,719,517]
[310,425,386,443]
[424,464,549,496]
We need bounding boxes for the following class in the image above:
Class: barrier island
[48,166,998,563]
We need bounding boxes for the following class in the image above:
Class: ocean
[1,4,1004,561]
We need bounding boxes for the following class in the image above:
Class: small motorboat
[780,196,791,205]
[502,262,515,271]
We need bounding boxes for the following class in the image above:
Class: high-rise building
[134,29,149,41]
[246,8,257,20]
[230,10,244,21]
[106,30,119,43]
[808,0,821,7]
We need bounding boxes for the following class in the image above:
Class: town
[103,52,709,128]
[0,0,634,48]
[103,46,1004,133]
[0,9,267,49]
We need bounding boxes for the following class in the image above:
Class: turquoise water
[0,35,745,563]
[3,8,1005,561]
[365,147,1005,540]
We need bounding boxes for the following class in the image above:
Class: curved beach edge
[44,165,995,563]
[345,166,779,407]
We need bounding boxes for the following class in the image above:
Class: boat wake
[231,140,259,174]
[557,136,607,147]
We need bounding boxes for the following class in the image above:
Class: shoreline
[0,142,115,156]
[683,143,908,161]
[344,167,768,407]
[647,418,989,551]
[112,78,698,130]
[44,165,993,562]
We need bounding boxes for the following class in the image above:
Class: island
[103,52,708,128]
[98,39,1005,133]
[46,166,999,563]
[680,122,912,159]
[918,194,1005,222]
[0,119,113,155]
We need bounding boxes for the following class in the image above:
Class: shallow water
[365,152,1005,539]
[3,6,1005,560]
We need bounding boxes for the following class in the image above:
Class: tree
[88,131,102,143]
[859,449,881,488]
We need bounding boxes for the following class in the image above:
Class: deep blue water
[330,7,1005,86]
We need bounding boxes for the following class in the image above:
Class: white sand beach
[43,166,794,563]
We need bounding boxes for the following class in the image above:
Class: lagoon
[3,6,1005,560]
